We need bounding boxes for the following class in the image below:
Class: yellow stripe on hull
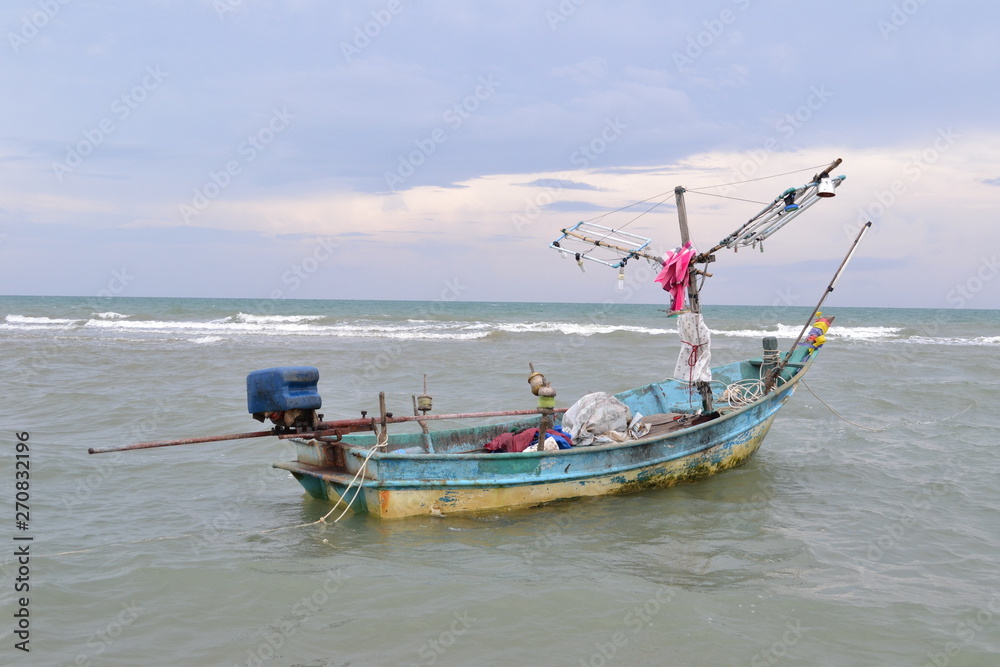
[320,414,776,519]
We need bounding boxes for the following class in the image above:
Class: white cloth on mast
[674,312,712,384]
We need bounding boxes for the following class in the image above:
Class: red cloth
[653,242,696,311]
[485,428,572,453]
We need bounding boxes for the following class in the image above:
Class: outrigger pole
[762,220,873,393]
[88,408,569,455]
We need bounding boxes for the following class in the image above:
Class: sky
[1,0,999,309]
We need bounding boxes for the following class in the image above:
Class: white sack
[673,312,712,384]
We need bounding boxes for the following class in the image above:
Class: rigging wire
[689,164,827,190]
[583,189,675,224]
[575,163,827,253]
[682,190,770,205]
[579,193,673,258]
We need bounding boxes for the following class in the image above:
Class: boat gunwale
[284,355,813,468]
[276,402,779,489]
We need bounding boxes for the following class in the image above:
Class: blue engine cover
[246,366,322,414]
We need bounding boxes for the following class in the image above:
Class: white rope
[321,430,386,524]
[721,379,766,407]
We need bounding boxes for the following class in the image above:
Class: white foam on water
[713,324,903,341]
[231,312,326,324]
[492,321,673,336]
[190,336,225,344]
[3,314,82,328]
[904,335,1000,346]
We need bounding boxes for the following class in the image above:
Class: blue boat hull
[273,353,811,518]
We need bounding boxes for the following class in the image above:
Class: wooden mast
[674,186,714,413]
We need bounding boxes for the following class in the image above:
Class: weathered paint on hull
[274,353,813,519]
[283,411,777,519]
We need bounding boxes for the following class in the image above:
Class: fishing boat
[268,345,818,519]
[90,158,870,519]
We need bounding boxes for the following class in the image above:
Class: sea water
[1,295,998,666]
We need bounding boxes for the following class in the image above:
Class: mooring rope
[801,380,889,432]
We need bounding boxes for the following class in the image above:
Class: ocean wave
[4,315,81,326]
[712,324,903,341]
[904,335,1000,346]
[67,317,672,340]
[827,326,903,340]
[492,322,673,336]
[0,311,942,345]
[74,317,493,341]
[230,312,327,325]
[190,336,225,344]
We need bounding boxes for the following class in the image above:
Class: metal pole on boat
[763,220,873,393]
[89,408,571,454]
[675,186,714,413]
[87,429,276,454]
[378,391,389,450]
[412,375,436,453]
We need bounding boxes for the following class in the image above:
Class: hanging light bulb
[817,176,836,197]
[575,253,586,273]
[617,267,625,291]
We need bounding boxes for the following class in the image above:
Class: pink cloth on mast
[654,242,696,311]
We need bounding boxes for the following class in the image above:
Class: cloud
[2,2,1000,306]
[518,179,603,191]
